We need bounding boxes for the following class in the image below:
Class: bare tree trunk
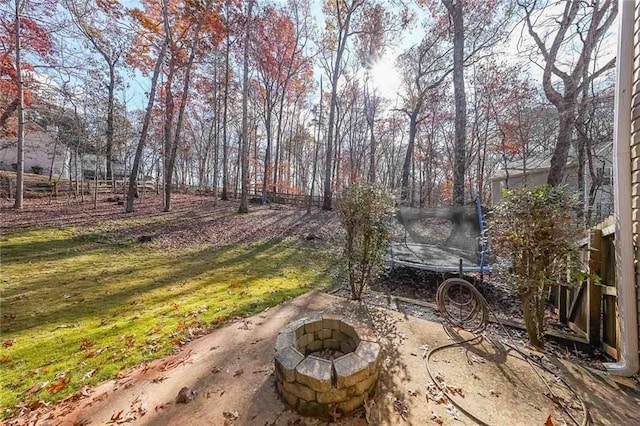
[165,23,200,212]
[48,134,59,182]
[273,99,284,195]
[323,65,340,210]
[547,107,575,185]
[13,0,24,210]
[307,77,323,214]
[126,32,168,212]
[262,106,272,203]
[443,0,467,207]
[323,2,360,210]
[94,146,98,209]
[163,68,175,211]
[0,98,18,131]
[401,111,418,203]
[70,148,75,201]
[213,105,219,205]
[238,0,253,214]
[221,25,231,201]
[106,63,115,187]
[521,291,543,348]
[520,0,616,186]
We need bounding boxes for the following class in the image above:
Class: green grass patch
[0,226,336,417]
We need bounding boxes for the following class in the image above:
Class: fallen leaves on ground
[155,402,171,412]
[1,196,342,250]
[175,386,197,403]
[426,374,464,405]
[47,377,70,394]
[223,410,239,420]
[389,396,408,420]
[490,390,501,397]
[446,384,464,398]
[161,350,193,371]
[80,339,94,350]
[109,410,123,424]
[238,319,252,330]
[92,392,108,402]
[2,313,16,322]
[419,344,430,358]
[426,383,448,405]
[545,415,555,426]
[27,382,48,394]
[445,402,461,421]
[431,412,444,425]
[152,376,168,383]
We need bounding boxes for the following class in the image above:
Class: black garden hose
[427,278,588,426]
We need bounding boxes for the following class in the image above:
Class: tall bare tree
[519,0,616,185]
[126,1,169,213]
[320,0,365,210]
[13,0,24,209]
[397,32,453,204]
[238,0,254,213]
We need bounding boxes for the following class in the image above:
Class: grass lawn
[0,202,338,418]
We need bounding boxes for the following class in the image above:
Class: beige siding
[489,165,582,206]
[634,0,640,343]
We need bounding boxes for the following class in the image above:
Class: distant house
[489,145,614,224]
[0,123,127,180]
[0,124,67,178]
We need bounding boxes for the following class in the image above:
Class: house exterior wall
[490,168,551,204]
[0,131,126,179]
[0,130,69,178]
[632,0,640,342]
[489,165,597,204]
[490,162,614,223]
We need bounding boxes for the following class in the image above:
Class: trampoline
[389,196,491,276]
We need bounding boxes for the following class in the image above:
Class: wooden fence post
[558,285,568,323]
[588,229,603,345]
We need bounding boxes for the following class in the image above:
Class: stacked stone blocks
[274,314,382,417]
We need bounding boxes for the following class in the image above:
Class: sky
[47,0,618,117]
[122,0,417,111]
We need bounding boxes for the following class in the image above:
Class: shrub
[488,185,580,347]
[337,183,394,300]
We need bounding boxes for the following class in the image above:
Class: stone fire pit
[274,314,381,417]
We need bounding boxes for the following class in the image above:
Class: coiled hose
[429,277,588,426]
[435,277,490,334]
